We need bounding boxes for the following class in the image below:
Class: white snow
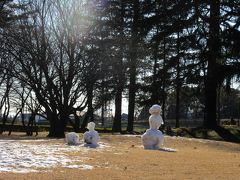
[64,164,94,170]
[0,139,107,173]
[166,135,220,143]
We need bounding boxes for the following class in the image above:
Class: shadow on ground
[166,126,240,143]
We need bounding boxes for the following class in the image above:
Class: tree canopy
[0,0,240,139]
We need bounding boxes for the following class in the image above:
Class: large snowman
[83,122,100,148]
[141,104,164,149]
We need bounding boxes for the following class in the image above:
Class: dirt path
[0,134,239,180]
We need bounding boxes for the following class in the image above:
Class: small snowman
[66,132,80,145]
[141,104,164,149]
[83,122,100,148]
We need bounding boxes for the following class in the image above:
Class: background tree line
[0,0,240,138]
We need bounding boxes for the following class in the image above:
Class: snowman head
[149,104,161,115]
[87,122,95,131]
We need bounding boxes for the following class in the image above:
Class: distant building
[121,113,128,121]
[17,114,48,124]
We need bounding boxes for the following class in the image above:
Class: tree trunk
[47,111,65,138]
[113,1,125,132]
[151,47,159,104]
[101,102,105,127]
[175,81,180,128]
[127,63,136,132]
[100,84,105,127]
[54,118,65,138]
[203,0,220,128]
[175,32,181,128]
[161,37,166,123]
[112,88,122,132]
[46,106,66,138]
[127,0,139,132]
[74,112,80,132]
[8,110,21,135]
[204,67,218,128]
[217,86,221,125]
[26,113,35,136]
[81,84,94,130]
[151,5,160,105]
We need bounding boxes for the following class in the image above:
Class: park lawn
[0,133,239,180]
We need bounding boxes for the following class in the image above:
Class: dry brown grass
[0,133,240,180]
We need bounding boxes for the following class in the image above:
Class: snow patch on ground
[166,135,220,143]
[64,164,94,170]
[0,139,107,173]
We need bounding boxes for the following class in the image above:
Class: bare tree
[2,0,92,137]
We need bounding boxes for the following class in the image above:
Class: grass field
[0,132,239,180]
